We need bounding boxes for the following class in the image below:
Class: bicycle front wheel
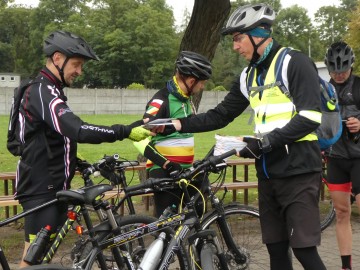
[73,214,190,270]
[201,203,268,270]
[200,243,221,270]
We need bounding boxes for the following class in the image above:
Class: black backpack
[7,78,41,156]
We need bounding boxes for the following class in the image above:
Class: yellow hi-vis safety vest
[240,48,318,143]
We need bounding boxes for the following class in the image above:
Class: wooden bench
[1,159,258,217]
[225,159,257,204]
[211,181,258,205]
[0,195,20,207]
[0,172,18,218]
[0,190,154,220]
[0,164,151,218]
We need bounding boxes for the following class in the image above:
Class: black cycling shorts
[258,172,322,248]
[326,157,360,195]
[21,198,68,243]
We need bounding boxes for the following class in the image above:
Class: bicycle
[28,148,259,269]
[120,148,266,270]
[70,155,190,270]
[0,157,183,270]
[71,146,266,269]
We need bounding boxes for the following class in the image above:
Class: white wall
[0,74,20,88]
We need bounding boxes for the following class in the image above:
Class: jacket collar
[39,67,64,90]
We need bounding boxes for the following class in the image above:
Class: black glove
[160,122,176,136]
[239,137,262,159]
[112,119,144,140]
[165,161,183,178]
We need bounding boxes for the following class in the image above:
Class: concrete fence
[0,88,228,115]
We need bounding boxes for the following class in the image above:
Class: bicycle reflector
[75,225,83,235]
[67,210,77,220]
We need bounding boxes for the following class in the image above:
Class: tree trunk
[180,0,231,110]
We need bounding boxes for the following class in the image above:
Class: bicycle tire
[200,243,221,270]
[200,203,267,270]
[73,214,190,270]
[319,175,336,231]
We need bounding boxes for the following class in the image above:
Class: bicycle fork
[211,197,248,265]
[189,229,229,270]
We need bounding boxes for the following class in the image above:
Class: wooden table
[0,160,258,217]
[0,172,17,218]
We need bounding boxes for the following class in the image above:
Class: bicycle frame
[80,211,189,270]
[83,182,229,270]
[42,205,82,263]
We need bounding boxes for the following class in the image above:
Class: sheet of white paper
[143,118,175,128]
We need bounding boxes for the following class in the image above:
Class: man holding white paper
[153,4,326,269]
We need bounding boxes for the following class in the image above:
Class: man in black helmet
[324,41,360,270]
[134,51,212,217]
[154,3,327,270]
[17,30,152,268]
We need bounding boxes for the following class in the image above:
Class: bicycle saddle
[56,184,113,205]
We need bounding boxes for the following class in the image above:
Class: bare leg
[331,191,352,256]
[19,241,31,268]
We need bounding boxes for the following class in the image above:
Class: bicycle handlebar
[124,149,237,193]
[77,154,140,185]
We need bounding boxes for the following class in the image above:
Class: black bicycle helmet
[221,3,275,36]
[44,30,99,61]
[325,41,355,73]
[175,51,212,80]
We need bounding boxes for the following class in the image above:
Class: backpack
[247,47,342,151]
[7,78,41,156]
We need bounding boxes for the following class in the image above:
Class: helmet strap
[51,56,70,87]
[179,74,198,96]
[248,35,269,67]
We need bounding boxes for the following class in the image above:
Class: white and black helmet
[221,3,275,35]
[325,41,355,73]
[175,51,212,80]
[44,30,99,61]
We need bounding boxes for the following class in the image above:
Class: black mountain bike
[30,148,265,269]
[122,148,266,270]
[1,157,186,270]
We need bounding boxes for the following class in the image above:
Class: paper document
[143,118,175,129]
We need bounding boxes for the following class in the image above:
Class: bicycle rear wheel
[201,203,267,270]
[319,175,336,231]
[73,214,190,270]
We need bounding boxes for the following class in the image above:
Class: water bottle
[159,204,176,220]
[24,225,51,264]
[137,232,166,270]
